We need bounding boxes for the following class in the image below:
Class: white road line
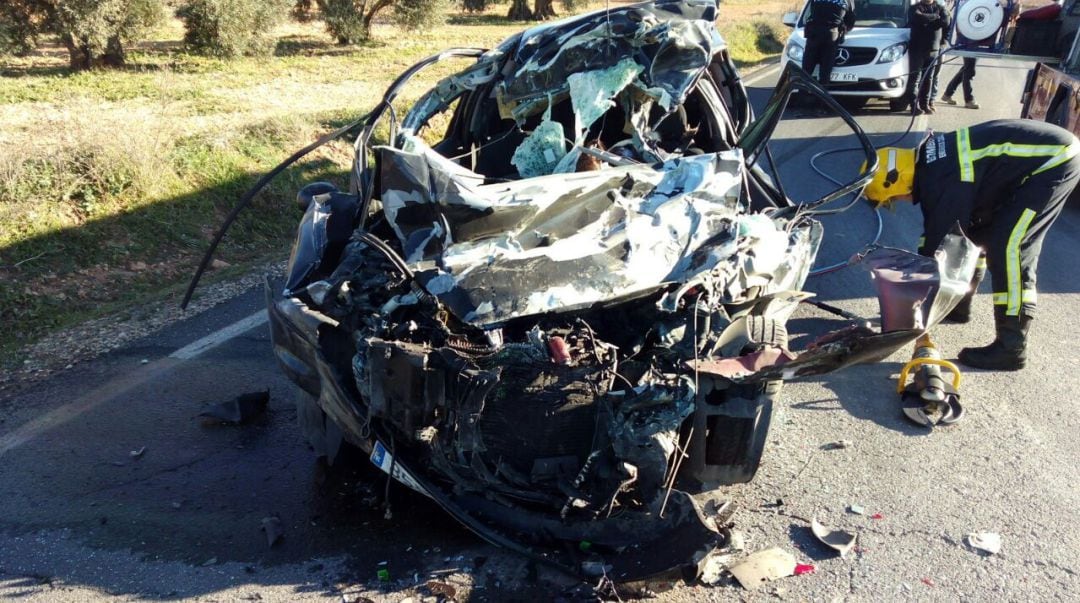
[169,310,269,360]
[743,62,781,87]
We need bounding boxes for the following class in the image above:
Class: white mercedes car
[781,0,913,107]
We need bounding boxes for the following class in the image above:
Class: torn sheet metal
[688,233,979,383]
[493,0,722,120]
[379,141,746,326]
[860,229,980,332]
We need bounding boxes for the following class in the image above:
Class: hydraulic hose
[802,46,959,276]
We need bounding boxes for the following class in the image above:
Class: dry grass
[0,0,791,364]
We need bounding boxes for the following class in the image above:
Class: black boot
[958,309,1030,370]
[943,294,973,323]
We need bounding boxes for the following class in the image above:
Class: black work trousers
[904,47,936,108]
[967,156,1080,317]
[802,28,839,86]
[944,57,977,102]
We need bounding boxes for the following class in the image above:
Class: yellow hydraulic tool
[897,333,964,427]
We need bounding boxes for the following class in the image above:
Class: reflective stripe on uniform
[976,257,987,269]
[957,128,973,181]
[993,290,1037,305]
[955,130,1079,183]
[1005,208,1038,315]
[1032,139,1080,176]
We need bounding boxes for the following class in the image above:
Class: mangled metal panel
[378,137,754,326]
[687,232,981,383]
[493,0,723,120]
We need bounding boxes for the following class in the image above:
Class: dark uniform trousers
[917,122,1080,318]
[802,27,839,86]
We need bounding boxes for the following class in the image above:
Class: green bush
[393,0,450,31]
[178,0,292,58]
[321,0,367,45]
[559,0,586,11]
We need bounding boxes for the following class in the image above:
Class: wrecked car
[185,0,979,581]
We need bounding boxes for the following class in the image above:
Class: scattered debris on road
[965,531,1002,555]
[129,446,146,459]
[821,440,853,450]
[848,504,866,515]
[728,547,798,590]
[811,519,857,557]
[198,390,269,425]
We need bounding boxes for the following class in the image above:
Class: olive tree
[0,0,163,69]
[318,0,448,45]
[178,0,292,57]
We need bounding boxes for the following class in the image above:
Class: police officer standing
[862,119,1080,370]
[802,0,856,86]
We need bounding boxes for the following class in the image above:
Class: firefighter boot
[943,293,973,323]
[958,308,1030,371]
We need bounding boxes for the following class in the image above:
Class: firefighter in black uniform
[863,119,1080,370]
[802,0,856,86]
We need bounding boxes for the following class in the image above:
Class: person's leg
[959,158,1080,369]
[943,69,963,100]
[801,32,821,77]
[818,32,838,86]
[962,58,977,105]
[902,51,928,112]
[927,50,943,108]
[915,52,935,111]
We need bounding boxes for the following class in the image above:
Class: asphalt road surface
[2,56,1079,602]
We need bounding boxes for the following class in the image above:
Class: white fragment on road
[966,532,1002,555]
[811,519,857,557]
[169,310,268,360]
[729,547,797,590]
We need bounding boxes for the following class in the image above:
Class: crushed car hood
[379,139,816,327]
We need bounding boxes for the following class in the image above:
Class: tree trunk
[508,0,533,20]
[533,0,557,20]
[361,0,394,40]
[100,35,126,68]
[61,33,92,71]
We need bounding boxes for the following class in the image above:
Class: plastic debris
[794,563,815,576]
[870,513,884,520]
[811,519,857,557]
[698,551,734,585]
[729,530,746,551]
[848,504,866,515]
[377,568,390,582]
[199,390,270,425]
[261,516,283,547]
[822,440,853,450]
[728,547,797,590]
[129,446,146,459]
[921,577,935,587]
[965,532,1002,555]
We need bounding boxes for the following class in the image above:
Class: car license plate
[830,72,858,82]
